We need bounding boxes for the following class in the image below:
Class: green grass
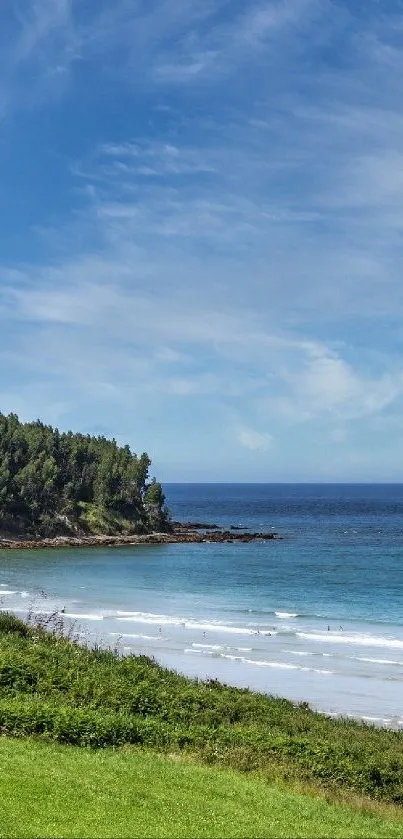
[77,502,136,535]
[0,612,402,810]
[0,737,402,838]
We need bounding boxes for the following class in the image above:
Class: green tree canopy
[0,413,169,537]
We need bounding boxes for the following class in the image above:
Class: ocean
[0,483,402,728]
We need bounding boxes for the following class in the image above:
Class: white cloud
[0,0,326,116]
[5,266,403,432]
[2,0,403,478]
[233,0,320,46]
[292,353,358,411]
[4,87,403,444]
[153,0,324,83]
[96,141,217,177]
[10,0,72,66]
[274,345,403,423]
[237,427,274,452]
[0,0,77,114]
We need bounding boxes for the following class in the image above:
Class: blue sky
[1,0,403,481]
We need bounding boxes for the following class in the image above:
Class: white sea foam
[65,612,104,621]
[116,613,182,626]
[223,655,297,669]
[190,623,272,635]
[221,654,333,674]
[114,633,163,641]
[350,656,403,666]
[192,643,253,652]
[297,631,403,650]
[185,648,222,657]
[115,612,265,635]
[360,715,403,728]
[116,611,168,618]
[275,612,298,619]
[0,591,17,596]
[289,650,310,656]
[20,591,30,598]
[185,648,333,674]
[187,621,267,635]
[232,647,253,652]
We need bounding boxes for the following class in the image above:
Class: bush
[0,613,29,637]
[0,613,402,803]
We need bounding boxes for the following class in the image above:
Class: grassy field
[0,611,402,836]
[1,737,403,838]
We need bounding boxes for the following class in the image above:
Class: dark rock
[172,521,219,530]
[0,527,280,551]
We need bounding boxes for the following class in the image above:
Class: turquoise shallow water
[0,483,402,726]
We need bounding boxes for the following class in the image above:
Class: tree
[0,412,169,536]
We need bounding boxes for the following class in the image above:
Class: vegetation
[0,413,169,536]
[0,612,402,811]
[1,738,402,839]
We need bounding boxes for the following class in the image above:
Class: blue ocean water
[0,484,402,726]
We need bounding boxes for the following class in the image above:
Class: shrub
[0,613,29,637]
[0,613,402,803]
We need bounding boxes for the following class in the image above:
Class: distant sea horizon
[1,482,402,728]
[163,481,403,486]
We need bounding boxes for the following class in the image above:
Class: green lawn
[0,738,402,839]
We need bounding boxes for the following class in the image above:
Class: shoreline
[1,589,402,732]
[0,525,280,551]
[153,645,403,733]
[0,613,402,811]
[2,599,402,732]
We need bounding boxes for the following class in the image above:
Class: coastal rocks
[0,525,280,550]
[173,529,279,543]
[172,521,220,530]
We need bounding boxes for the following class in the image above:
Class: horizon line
[161,481,403,485]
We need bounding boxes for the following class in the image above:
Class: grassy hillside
[0,611,402,810]
[1,738,402,838]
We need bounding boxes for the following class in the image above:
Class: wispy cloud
[0,0,326,115]
[0,0,76,114]
[10,0,72,66]
[153,0,324,83]
[237,427,274,452]
[1,1,403,478]
[5,272,403,427]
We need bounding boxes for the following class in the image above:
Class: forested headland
[0,413,170,537]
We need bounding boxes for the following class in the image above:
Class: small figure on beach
[327,625,330,631]
[339,625,344,631]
